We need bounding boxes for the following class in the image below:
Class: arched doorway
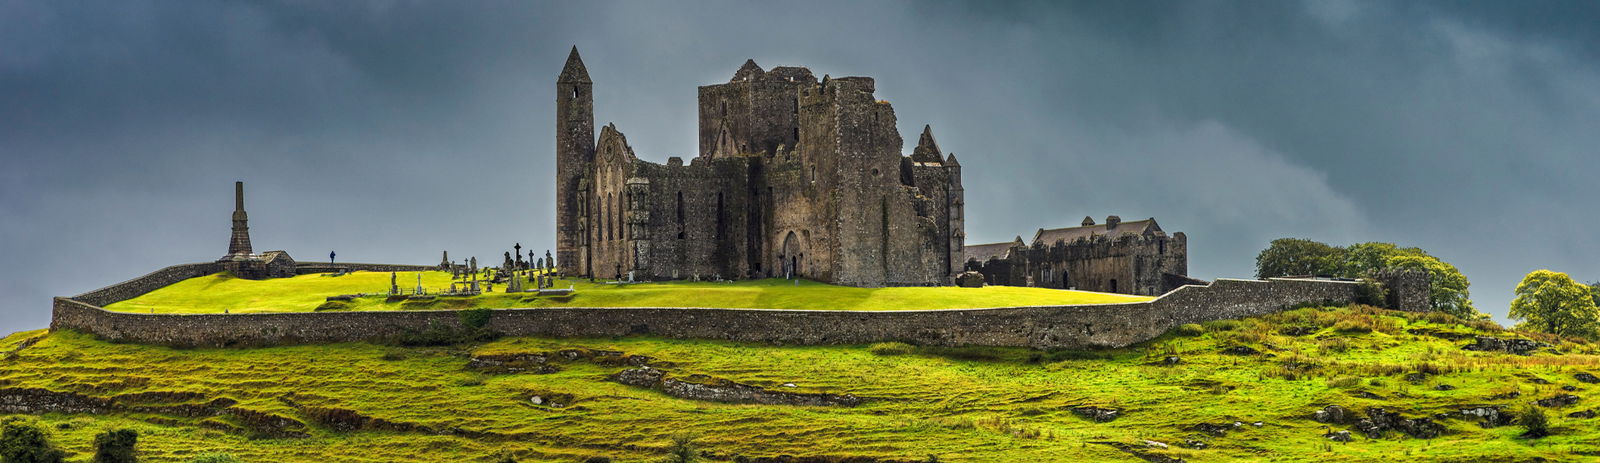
[779,231,803,279]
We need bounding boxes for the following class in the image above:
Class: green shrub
[187,454,243,463]
[868,342,916,356]
[1203,319,1240,332]
[1173,324,1205,337]
[459,308,494,330]
[0,417,66,463]
[1518,404,1549,438]
[661,434,699,463]
[92,428,137,463]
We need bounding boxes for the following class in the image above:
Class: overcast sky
[3,0,1597,330]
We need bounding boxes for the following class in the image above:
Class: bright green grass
[3,306,1599,462]
[102,271,1152,314]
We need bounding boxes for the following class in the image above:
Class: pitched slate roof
[964,240,1020,263]
[1032,219,1161,245]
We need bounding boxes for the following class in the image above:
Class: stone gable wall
[53,267,1359,349]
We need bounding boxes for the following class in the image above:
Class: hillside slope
[2,305,1598,462]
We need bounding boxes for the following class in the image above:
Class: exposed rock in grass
[1530,377,1551,384]
[611,366,862,407]
[1324,430,1352,442]
[1568,409,1596,419]
[1564,385,1578,391]
[1536,394,1580,408]
[1314,405,1353,424]
[1576,373,1600,384]
[1349,391,1383,400]
[1489,391,1522,400]
[1462,336,1549,355]
[1071,406,1122,423]
[1459,406,1511,428]
[1435,384,1456,391]
[1187,422,1245,436]
[1353,407,1443,439]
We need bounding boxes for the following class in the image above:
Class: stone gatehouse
[554,48,964,286]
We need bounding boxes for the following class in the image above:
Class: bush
[188,454,243,463]
[92,428,137,463]
[1518,404,1549,438]
[661,434,699,463]
[868,342,916,356]
[1172,324,1205,337]
[0,417,66,463]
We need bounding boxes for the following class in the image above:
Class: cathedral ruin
[551,47,1193,293]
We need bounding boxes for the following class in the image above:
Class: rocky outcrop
[1536,394,1581,408]
[1461,336,1549,355]
[1313,405,1353,424]
[1353,408,1443,439]
[1071,406,1122,423]
[611,367,862,407]
[1459,406,1511,428]
[1575,372,1599,384]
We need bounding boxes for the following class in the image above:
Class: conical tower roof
[559,46,590,83]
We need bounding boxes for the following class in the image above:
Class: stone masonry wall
[54,271,1359,349]
[71,263,223,307]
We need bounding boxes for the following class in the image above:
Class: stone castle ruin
[554,48,965,286]
[552,48,1192,292]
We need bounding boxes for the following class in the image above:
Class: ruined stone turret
[227,181,251,257]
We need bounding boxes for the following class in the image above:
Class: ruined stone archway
[779,231,804,279]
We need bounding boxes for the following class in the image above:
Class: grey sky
[3,0,1597,330]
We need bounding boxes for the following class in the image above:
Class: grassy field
[3,305,1599,462]
[100,271,1152,314]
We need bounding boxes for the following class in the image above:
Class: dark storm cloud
[3,0,1596,330]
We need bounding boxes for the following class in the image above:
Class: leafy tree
[1510,270,1600,339]
[93,428,138,463]
[1589,281,1600,307]
[1341,242,1402,276]
[0,417,66,463]
[1255,238,1345,278]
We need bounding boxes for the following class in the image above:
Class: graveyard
[100,270,1154,314]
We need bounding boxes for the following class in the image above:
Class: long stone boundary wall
[71,263,224,307]
[53,267,1362,349]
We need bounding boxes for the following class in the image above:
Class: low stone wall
[71,263,223,307]
[53,272,1360,349]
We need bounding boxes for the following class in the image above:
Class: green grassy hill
[101,271,1151,314]
[3,305,1599,462]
